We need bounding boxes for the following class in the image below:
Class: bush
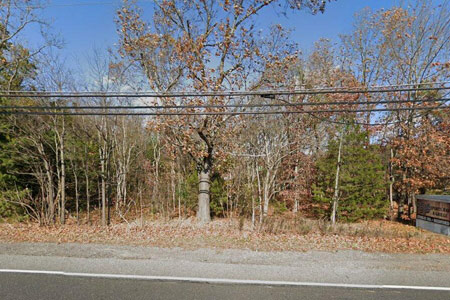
[0,199,27,222]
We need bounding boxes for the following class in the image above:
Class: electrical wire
[1,83,450,98]
[304,101,450,126]
[1,97,448,111]
[1,106,448,116]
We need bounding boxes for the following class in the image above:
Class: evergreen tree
[313,126,388,222]
[0,27,36,218]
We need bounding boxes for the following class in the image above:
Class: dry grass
[258,215,423,239]
[0,213,449,254]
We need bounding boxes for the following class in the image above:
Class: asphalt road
[1,272,449,300]
[1,242,450,299]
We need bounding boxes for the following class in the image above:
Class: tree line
[0,0,449,226]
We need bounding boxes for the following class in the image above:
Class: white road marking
[1,269,450,291]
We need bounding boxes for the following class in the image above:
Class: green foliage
[0,34,37,215]
[272,201,288,215]
[176,170,198,211]
[176,169,228,217]
[313,126,388,222]
[0,200,21,220]
[0,23,36,91]
[0,190,28,222]
[210,175,227,217]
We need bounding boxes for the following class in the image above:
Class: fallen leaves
[0,218,449,254]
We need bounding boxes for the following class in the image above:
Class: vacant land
[1,216,449,254]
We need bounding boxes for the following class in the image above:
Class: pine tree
[313,126,388,222]
[0,35,36,218]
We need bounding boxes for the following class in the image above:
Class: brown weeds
[0,214,448,254]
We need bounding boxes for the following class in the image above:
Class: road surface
[1,272,449,300]
[0,242,449,299]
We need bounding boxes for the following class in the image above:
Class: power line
[0,98,448,111]
[1,83,450,98]
[3,81,450,94]
[1,106,448,116]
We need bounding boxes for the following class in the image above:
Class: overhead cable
[1,83,450,98]
[0,98,448,111]
[1,106,448,116]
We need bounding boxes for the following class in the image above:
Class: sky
[21,0,397,70]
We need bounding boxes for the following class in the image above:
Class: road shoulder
[0,242,449,287]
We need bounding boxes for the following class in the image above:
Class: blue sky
[22,0,396,69]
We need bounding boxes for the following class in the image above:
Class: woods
[0,0,449,228]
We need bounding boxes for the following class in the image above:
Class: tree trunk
[115,166,122,211]
[331,126,345,225]
[139,184,144,226]
[389,147,395,220]
[39,140,54,225]
[197,159,211,223]
[255,163,263,223]
[178,171,182,219]
[107,157,111,226]
[171,158,176,212]
[101,155,107,226]
[152,137,160,215]
[398,170,406,221]
[60,118,66,225]
[293,165,299,213]
[262,169,271,217]
[250,164,255,227]
[197,129,213,223]
[71,160,79,225]
[97,114,111,226]
[293,195,299,214]
[97,180,101,210]
[85,170,90,225]
[45,162,54,224]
